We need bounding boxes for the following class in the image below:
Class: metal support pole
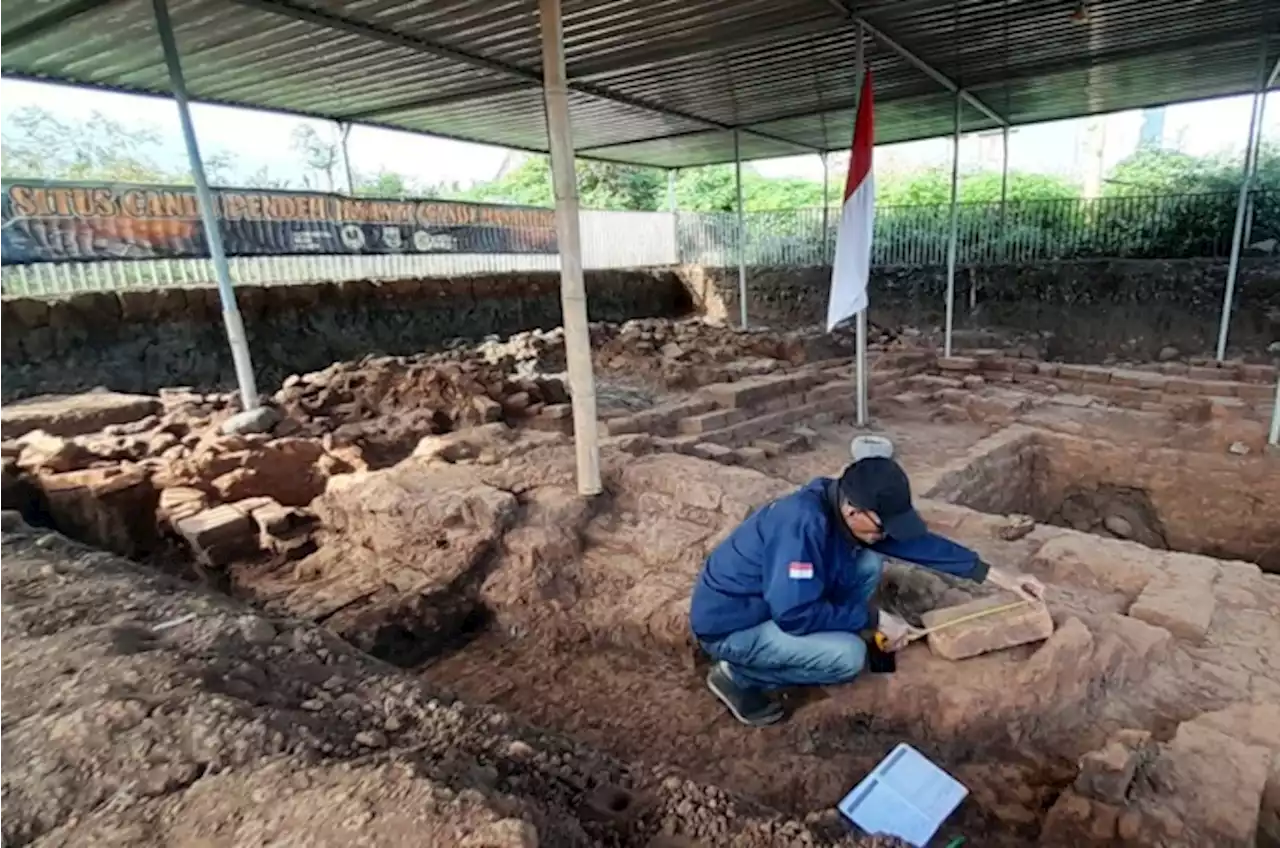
[734,129,748,329]
[821,152,830,263]
[943,92,961,358]
[539,0,601,496]
[1000,124,1009,263]
[1270,373,1280,447]
[854,21,868,426]
[152,0,259,411]
[340,122,356,195]
[1216,43,1269,362]
[666,169,677,211]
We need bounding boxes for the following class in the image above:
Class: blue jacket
[690,478,987,641]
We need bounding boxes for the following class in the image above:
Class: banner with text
[1,180,559,265]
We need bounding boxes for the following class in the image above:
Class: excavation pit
[926,429,1280,572]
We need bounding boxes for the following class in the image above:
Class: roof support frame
[820,0,1008,128]
[225,0,821,154]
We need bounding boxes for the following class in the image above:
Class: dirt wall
[681,259,1280,362]
[0,269,693,400]
[928,428,1280,571]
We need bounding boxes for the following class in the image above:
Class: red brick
[1163,378,1197,394]
[1110,369,1169,391]
[1158,362,1189,376]
[1057,364,1087,380]
[1078,366,1113,383]
[1236,383,1274,403]
[937,356,979,372]
[1241,363,1277,383]
[1194,379,1239,397]
[677,408,743,435]
[1034,362,1060,377]
[1186,366,1222,381]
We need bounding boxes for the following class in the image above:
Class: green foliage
[1104,144,1280,196]
[876,170,1079,206]
[456,156,665,210]
[354,169,412,197]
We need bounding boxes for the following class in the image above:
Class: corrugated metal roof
[2,0,1277,169]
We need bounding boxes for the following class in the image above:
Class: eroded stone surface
[921,596,1054,661]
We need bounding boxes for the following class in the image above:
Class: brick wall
[0,269,694,401]
[682,258,1280,362]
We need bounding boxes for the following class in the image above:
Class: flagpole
[854,21,868,426]
[734,129,749,329]
[943,90,961,358]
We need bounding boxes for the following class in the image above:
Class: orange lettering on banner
[8,186,40,217]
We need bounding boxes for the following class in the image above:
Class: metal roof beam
[342,82,531,121]
[226,0,820,154]
[2,0,126,50]
[819,0,1008,127]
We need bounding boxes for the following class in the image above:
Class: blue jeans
[699,549,883,691]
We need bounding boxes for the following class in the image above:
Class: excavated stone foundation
[4,319,1278,847]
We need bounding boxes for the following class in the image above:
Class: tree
[290,124,343,192]
[1,105,239,185]
[354,169,414,197]
[457,155,664,210]
[1103,145,1280,197]
[876,170,1080,206]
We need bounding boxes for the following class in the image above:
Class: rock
[1074,730,1152,804]
[1128,560,1216,643]
[997,513,1035,541]
[174,505,260,566]
[921,595,1055,661]
[658,342,684,360]
[1126,721,1272,847]
[1227,440,1250,455]
[460,819,539,848]
[354,730,388,749]
[158,486,208,524]
[1102,514,1134,538]
[962,375,985,390]
[237,615,278,645]
[14,430,93,474]
[1158,345,1181,362]
[850,435,894,461]
[220,406,282,436]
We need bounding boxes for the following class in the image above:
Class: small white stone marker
[838,743,968,847]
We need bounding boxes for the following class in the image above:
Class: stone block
[2,391,162,440]
[937,356,979,372]
[175,504,259,566]
[1074,731,1151,804]
[691,442,737,464]
[678,408,743,435]
[1126,722,1272,848]
[1128,563,1216,643]
[921,595,1054,661]
[1029,534,1158,599]
[1109,369,1169,391]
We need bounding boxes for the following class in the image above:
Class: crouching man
[690,456,1044,726]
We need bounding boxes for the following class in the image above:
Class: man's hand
[878,611,922,652]
[986,564,1046,603]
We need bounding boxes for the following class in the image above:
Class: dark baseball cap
[837,457,928,540]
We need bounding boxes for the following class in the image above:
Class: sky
[2,77,1277,191]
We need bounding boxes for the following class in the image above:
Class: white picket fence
[1,209,679,297]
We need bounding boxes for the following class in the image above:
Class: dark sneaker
[706,662,785,727]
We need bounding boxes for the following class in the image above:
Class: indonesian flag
[826,70,875,332]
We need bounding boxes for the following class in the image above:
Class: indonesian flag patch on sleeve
[788,561,814,580]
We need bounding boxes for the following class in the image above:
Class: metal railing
[678,189,1278,267]
[4,190,1275,297]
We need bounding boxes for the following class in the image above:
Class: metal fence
[4,190,1274,297]
[678,189,1279,267]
